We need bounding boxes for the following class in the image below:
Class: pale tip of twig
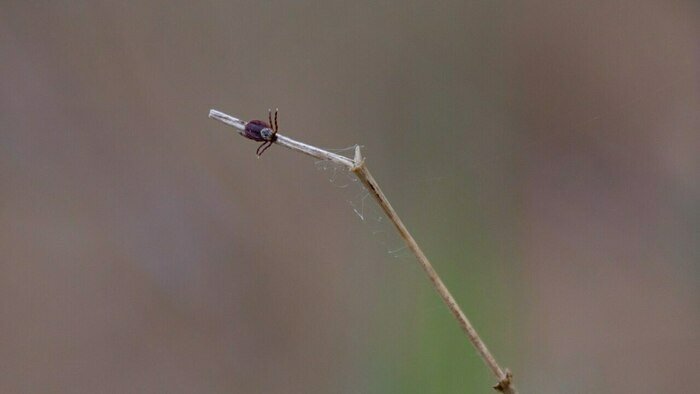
[351,145,365,171]
[209,109,246,133]
[354,145,362,162]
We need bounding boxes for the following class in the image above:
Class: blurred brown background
[1,2,698,393]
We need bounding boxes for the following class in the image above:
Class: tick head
[260,127,275,140]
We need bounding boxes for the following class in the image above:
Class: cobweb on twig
[314,146,411,261]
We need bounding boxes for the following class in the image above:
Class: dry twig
[209,109,517,393]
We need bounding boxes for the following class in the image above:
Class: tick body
[244,109,279,156]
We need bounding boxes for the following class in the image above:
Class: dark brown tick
[244,109,278,156]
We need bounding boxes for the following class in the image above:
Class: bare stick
[209,109,517,393]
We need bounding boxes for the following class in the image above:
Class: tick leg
[257,141,273,156]
[256,141,266,156]
[268,109,272,129]
[264,141,273,155]
[274,108,278,132]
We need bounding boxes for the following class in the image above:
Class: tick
[244,108,279,156]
